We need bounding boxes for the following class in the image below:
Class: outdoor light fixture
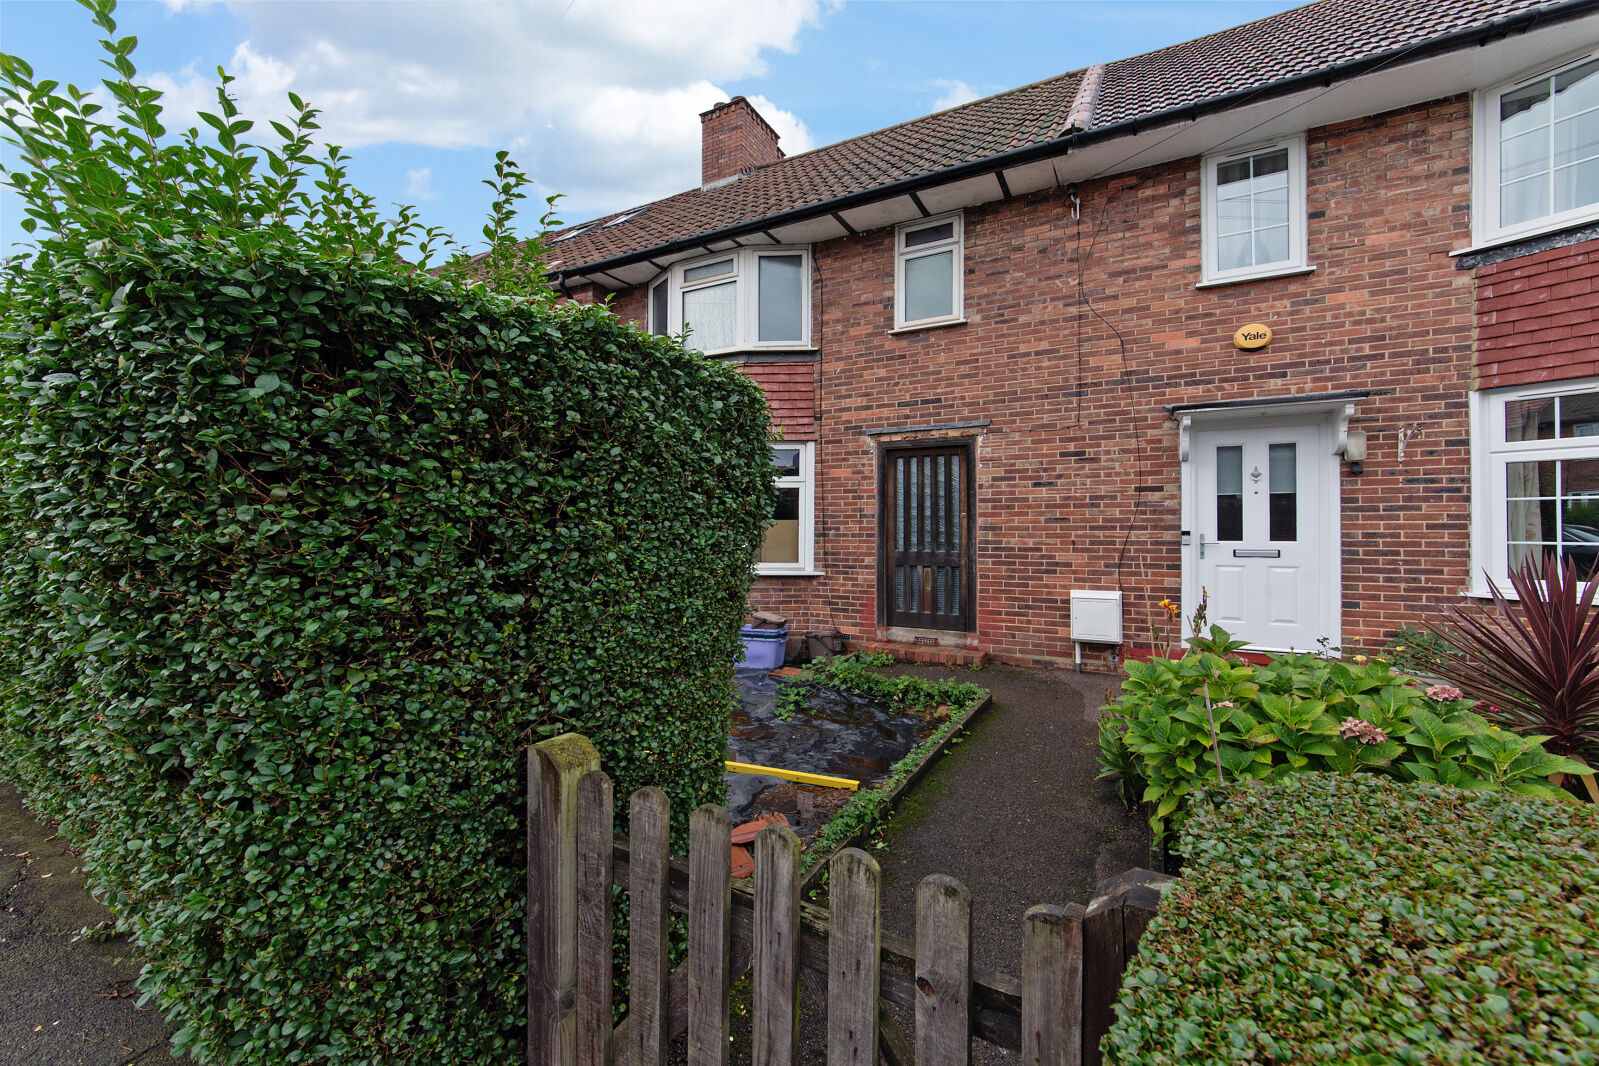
[1344,430,1367,476]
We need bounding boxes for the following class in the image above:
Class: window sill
[889,318,967,336]
[1456,210,1599,259]
[755,569,825,579]
[1194,264,1316,290]
[702,345,819,357]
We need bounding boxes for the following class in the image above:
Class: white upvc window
[758,442,815,576]
[1470,377,1599,594]
[1199,134,1308,285]
[648,276,669,336]
[895,213,964,329]
[1475,49,1599,246]
[658,247,811,354]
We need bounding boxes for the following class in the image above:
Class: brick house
[543,0,1599,669]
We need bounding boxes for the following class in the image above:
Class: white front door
[1186,418,1339,651]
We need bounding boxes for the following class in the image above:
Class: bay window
[651,247,811,354]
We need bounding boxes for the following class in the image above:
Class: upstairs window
[655,248,811,354]
[1477,52,1599,244]
[895,213,964,329]
[1200,135,1308,285]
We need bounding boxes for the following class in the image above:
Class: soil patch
[727,668,939,841]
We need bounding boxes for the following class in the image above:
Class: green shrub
[0,6,779,1063]
[797,651,986,715]
[1104,774,1599,1065]
[0,240,773,1064]
[1098,634,1584,843]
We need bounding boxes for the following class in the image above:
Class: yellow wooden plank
[724,761,860,791]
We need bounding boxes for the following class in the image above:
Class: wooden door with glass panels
[879,442,974,631]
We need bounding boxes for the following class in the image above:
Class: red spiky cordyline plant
[1433,554,1599,766]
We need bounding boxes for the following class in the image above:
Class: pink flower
[1339,717,1389,745]
[1425,684,1464,702]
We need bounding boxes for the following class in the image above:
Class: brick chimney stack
[700,97,784,188]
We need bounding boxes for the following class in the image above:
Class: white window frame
[647,276,669,336]
[757,441,816,576]
[1473,47,1599,247]
[659,247,811,355]
[1199,134,1309,286]
[894,212,965,330]
[1469,376,1599,596]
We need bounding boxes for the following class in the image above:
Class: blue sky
[1,0,1305,255]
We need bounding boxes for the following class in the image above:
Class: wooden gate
[879,441,975,632]
[527,734,1167,1066]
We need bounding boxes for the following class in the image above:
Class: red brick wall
[598,97,1499,665]
[701,97,783,186]
[1476,239,1599,389]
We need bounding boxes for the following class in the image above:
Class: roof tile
[549,0,1577,274]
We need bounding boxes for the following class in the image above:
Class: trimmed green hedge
[1105,775,1599,1065]
[0,240,773,1063]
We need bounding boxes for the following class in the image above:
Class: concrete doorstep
[0,782,187,1066]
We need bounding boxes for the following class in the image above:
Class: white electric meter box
[1069,590,1124,644]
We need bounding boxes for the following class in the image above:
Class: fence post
[628,787,671,1066]
[688,804,732,1066]
[916,874,973,1066]
[752,824,801,1066]
[528,733,602,1066]
[1080,869,1170,1066]
[1021,903,1084,1066]
[827,848,880,1066]
[576,771,614,1066]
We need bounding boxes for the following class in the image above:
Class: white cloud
[930,79,979,112]
[406,167,435,201]
[146,0,828,218]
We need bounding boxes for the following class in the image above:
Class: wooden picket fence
[527,733,1168,1066]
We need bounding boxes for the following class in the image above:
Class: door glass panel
[950,454,962,553]
[895,458,906,552]
[1269,443,1297,542]
[1216,445,1243,541]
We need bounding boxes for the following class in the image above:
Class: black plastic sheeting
[726,669,924,831]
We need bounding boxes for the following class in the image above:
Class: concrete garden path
[873,662,1151,978]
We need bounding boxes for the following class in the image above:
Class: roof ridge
[1063,63,1106,135]
[738,66,1087,174]
[539,0,1599,277]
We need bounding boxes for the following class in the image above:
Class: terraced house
[545,0,1599,669]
